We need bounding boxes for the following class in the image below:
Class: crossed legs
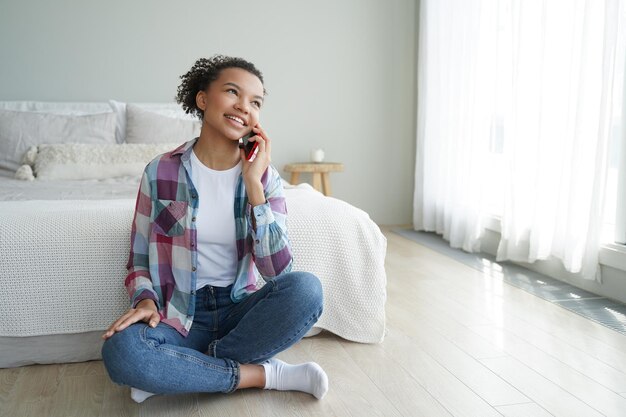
[102,272,326,400]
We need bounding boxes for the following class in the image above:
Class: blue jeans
[101,271,323,394]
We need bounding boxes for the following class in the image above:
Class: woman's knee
[101,335,126,385]
[101,324,147,385]
[283,271,324,314]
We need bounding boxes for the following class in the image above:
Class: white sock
[261,358,328,399]
[130,387,156,403]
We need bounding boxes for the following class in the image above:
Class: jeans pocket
[152,199,188,236]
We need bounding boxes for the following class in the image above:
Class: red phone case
[241,132,259,160]
[245,142,258,160]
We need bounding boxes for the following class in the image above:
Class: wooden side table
[283,162,344,196]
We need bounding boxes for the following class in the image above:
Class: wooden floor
[3,229,626,416]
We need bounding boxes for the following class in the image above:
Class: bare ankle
[237,364,266,389]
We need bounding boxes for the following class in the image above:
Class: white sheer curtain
[414,0,626,280]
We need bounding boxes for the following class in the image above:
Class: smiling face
[196,67,265,142]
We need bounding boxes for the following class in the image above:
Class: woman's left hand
[241,124,271,207]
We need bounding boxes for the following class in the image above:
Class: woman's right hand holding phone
[241,124,271,208]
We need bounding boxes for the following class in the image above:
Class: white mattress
[0,176,140,201]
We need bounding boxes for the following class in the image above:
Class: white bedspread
[285,185,387,343]
[0,183,387,344]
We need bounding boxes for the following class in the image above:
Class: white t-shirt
[190,149,242,289]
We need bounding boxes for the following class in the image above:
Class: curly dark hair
[176,55,265,120]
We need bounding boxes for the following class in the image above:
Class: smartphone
[239,131,259,161]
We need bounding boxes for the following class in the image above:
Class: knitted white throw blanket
[0,186,387,343]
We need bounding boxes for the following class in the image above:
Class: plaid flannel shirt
[125,138,293,337]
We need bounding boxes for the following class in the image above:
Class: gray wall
[0,0,417,225]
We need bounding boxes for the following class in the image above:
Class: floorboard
[2,228,626,416]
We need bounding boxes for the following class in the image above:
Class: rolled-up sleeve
[247,168,293,278]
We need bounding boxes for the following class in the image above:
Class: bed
[0,101,387,368]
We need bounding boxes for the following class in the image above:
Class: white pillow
[125,103,201,144]
[131,102,199,120]
[0,109,117,178]
[33,143,182,181]
[107,100,127,144]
